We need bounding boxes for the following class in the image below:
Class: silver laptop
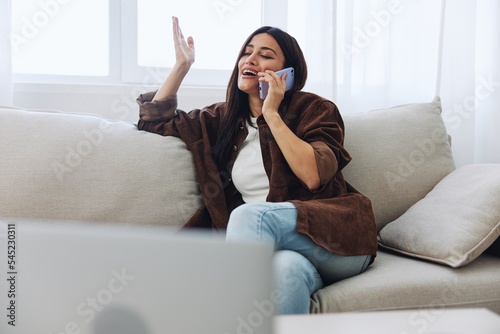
[0,219,274,334]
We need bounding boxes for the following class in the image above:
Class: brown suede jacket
[137,90,377,257]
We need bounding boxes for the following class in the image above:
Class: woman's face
[237,33,286,97]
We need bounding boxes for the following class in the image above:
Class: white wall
[13,83,226,124]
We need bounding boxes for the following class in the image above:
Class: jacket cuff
[137,91,178,121]
[311,141,338,185]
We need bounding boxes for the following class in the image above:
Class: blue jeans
[225,202,372,315]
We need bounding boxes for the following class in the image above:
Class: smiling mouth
[242,69,257,77]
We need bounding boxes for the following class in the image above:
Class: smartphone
[259,67,295,100]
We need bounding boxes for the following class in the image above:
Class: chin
[237,84,253,95]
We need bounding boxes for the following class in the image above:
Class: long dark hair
[212,26,308,170]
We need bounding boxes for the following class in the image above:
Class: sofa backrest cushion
[1,97,455,231]
[341,97,456,231]
[0,106,202,227]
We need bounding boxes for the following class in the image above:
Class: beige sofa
[1,97,499,314]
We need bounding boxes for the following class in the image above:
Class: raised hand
[172,16,195,69]
[152,17,195,101]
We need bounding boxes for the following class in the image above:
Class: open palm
[172,16,195,67]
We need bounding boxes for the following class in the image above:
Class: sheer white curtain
[286,0,336,100]
[0,0,13,106]
[302,0,499,166]
[474,0,500,164]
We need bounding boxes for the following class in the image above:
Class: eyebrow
[246,44,278,56]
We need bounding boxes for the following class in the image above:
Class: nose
[245,53,257,65]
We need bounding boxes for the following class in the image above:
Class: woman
[137,17,377,314]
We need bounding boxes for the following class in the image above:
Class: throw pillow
[378,164,500,268]
[341,97,456,232]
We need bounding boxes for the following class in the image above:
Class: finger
[172,16,185,41]
[172,16,178,33]
[268,71,286,89]
[187,36,195,49]
[257,71,273,82]
[172,16,176,36]
[261,70,285,87]
[172,16,181,42]
[281,73,288,84]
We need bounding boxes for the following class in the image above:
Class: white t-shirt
[231,117,270,203]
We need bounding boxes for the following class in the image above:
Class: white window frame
[12,0,122,85]
[13,0,289,88]
[121,0,288,87]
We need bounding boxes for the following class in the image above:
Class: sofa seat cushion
[0,106,202,226]
[310,250,500,314]
[341,97,456,231]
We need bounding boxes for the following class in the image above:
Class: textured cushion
[0,106,202,226]
[378,164,500,267]
[342,97,456,231]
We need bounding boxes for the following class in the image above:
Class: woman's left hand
[258,70,288,119]
[256,70,321,191]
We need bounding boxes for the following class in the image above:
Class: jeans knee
[226,203,265,242]
[228,203,255,223]
[272,250,322,314]
[226,202,297,246]
[227,203,256,230]
[273,250,323,294]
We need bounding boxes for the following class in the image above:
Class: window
[11,0,270,86]
[128,0,262,86]
[11,0,111,81]
[136,1,261,71]
[11,0,323,88]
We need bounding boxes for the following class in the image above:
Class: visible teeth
[243,70,257,76]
